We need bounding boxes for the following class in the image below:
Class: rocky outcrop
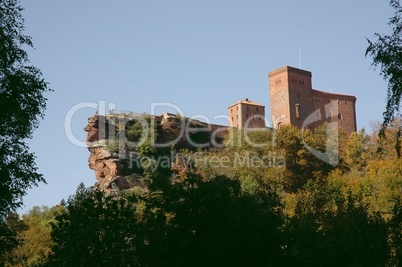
[84,113,228,193]
[84,115,150,193]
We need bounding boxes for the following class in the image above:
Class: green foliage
[366,0,402,156]
[5,118,402,265]
[240,174,260,195]
[0,213,23,266]
[2,205,63,267]
[46,184,140,267]
[0,0,50,261]
[140,174,284,266]
[389,198,402,266]
[343,130,369,168]
[35,175,285,266]
[9,125,402,265]
[0,0,51,217]
[124,114,157,147]
[284,181,389,266]
[275,125,334,191]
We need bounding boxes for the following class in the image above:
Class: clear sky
[18,0,393,213]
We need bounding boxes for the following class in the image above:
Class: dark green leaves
[0,0,51,218]
[366,0,402,147]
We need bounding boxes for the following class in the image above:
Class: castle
[84,65,357,192]
[229,66,357,135]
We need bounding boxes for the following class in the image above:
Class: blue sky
[19,0,392,213]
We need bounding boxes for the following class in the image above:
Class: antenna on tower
[299,48,302,69]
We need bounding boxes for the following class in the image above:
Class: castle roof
[311,89,357,102]
[268,65,312,77]
[228,98,265,108]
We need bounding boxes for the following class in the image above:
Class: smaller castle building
[228,98,265,129]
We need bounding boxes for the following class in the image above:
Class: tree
[275,125,334,191]
[0,0,50,217]
[46,184,141,267]
[1,206,63,267]
[0,213,25,266]
[284,181,389,266]
[141,174,284,266]
[366,0,402,155]
[389,198,402,266]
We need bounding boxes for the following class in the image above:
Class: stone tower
[268,66,357,135]
[268,66,314,129]
[228,98,265,129]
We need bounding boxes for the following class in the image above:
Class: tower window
[247,106,249,110]
[295,103,300,119]
[256,107,259,111]
[338,113,342,120]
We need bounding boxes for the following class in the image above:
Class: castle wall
[311,90,357,135]
[240,103,265,128]
[228,104,240,127]
[268,68,291,128]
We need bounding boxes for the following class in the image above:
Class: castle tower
[268,66,314,129]
[228,98,265,129]
[268,66,357,135]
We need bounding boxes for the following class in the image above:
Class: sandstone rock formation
[84,115,149,193]
[84,113,228,193]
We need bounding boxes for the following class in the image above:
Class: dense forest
[2,123,402,266]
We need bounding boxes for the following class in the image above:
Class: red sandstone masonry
[228,99,266,129]
[268,66,357,135]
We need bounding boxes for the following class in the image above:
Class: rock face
[84,115,149,193]
[84,113,228,193]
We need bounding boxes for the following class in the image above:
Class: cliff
[84,113,227,192]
